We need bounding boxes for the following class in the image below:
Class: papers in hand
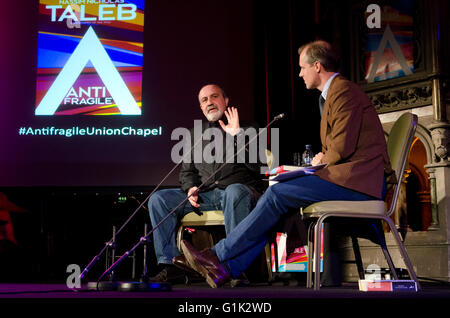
[266,164,326,182]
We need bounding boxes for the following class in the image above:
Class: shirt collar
[321,73,339,100]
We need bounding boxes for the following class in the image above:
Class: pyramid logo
[35,26,141,115]
[366,24,413,83]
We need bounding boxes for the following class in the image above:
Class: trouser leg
[220,183,256,235]
[214,184,290,278]
[148,188,191,264]
[148,188,219,265]
[214,176,372,278]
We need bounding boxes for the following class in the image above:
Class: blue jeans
[213,175,374,278]
[148,184,257,265]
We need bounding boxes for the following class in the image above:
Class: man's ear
[314,61,321,73]
[225,97,229,106]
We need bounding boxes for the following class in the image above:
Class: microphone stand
[95,113,285,290]
[81,129,206,289]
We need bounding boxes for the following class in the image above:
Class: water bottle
[301,144,314,167]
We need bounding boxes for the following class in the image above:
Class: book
[267,164,327,182]
[265,165,304,176]
[271,228,323,273]
[358,279,418,292]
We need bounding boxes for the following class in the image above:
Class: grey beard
[205,109,223,122]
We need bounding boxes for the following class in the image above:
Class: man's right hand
[218,107,241,136]
[187,186,200,208]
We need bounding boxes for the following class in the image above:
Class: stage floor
[0,280,449,314]
[0,281,448,298]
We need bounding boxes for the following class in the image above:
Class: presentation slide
[36,1,144,116]
[0,0,255,188]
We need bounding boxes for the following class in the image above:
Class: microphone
[273,113,286,121]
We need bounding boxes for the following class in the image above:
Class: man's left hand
[219,107,241,136]
[312,152,324,166]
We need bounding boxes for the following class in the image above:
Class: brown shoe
[172,255,196,274]
[180,240,230,288]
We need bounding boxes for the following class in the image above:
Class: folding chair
[302,112,420,290]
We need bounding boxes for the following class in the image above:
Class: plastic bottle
[301,144,314,167]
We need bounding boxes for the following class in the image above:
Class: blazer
[314,75,393,199]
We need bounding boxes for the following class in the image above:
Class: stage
[0,280,449,314]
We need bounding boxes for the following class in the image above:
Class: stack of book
[265,164,326,184]
[265,165,304,176]
[358,279,418,292]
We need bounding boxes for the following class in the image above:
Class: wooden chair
[177,210,273,282]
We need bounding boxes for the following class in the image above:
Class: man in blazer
[177,40,394,288]
[302,42,393,199]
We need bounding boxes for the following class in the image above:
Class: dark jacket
[179,120,265,195]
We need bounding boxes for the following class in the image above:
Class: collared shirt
[319,72,339,116]
[321,72,339,101]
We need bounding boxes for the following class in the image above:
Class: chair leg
[264,244,273,282]
[176,225,183,252]
[371,221,399,280]
[380,246,399,280]
[351,236,365,280]
[383,217,421,290]
[306,221,315,288]
[313,217,325,290]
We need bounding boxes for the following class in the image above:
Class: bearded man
[147,84,263,284]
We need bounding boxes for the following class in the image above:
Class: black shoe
[148,265,186,284]
[230,274,250,288]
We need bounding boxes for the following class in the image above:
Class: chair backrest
[385,112,418,216]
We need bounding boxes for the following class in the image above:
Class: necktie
[319,95,325,116]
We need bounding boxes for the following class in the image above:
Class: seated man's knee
[148,190,172,216]
[260,184,278,202]
[148,190,162,206]
[224,183,251,197]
